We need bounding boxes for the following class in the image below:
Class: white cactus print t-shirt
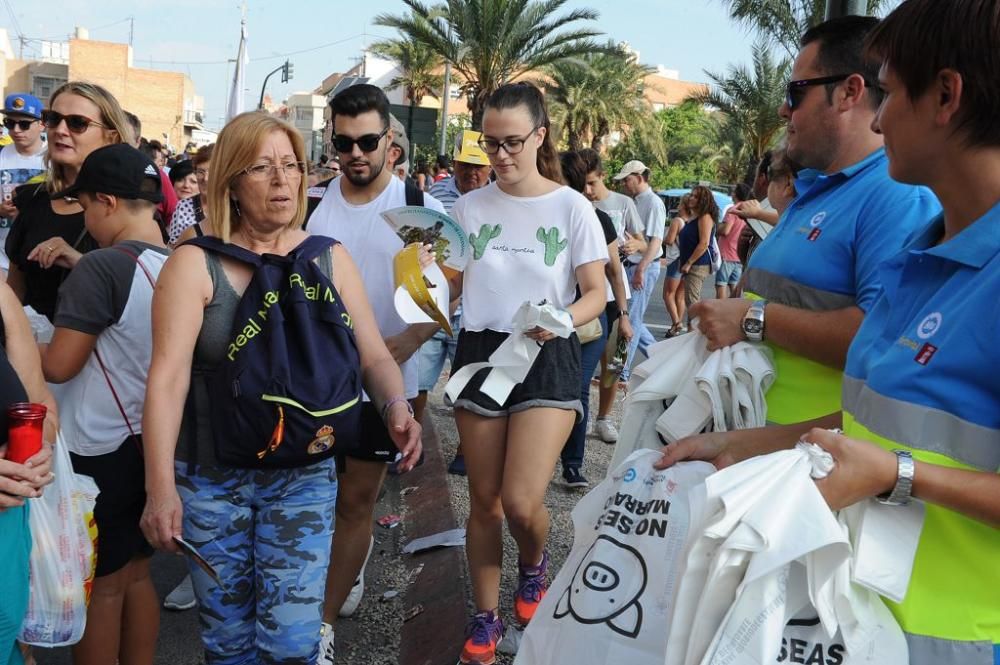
[452,182,608,333]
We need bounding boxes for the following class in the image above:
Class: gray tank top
[176,245,335,466]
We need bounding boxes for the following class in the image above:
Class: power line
[142,32,374,66]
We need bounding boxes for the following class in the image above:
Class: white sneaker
[318,622,335,665]
[163,574,196,611]
[338,534,375,618]
[595,418,618,444]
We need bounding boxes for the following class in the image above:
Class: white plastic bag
[19,433,99,647]
[515,450,715,665]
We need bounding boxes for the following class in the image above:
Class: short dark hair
[329,83,390,131]
[559,151,587,193]
[124,110,141,143]
[801,15,883,108]
[641,168,651,182]
[578,148,603,175]
[436,154,450,170]
[866,0,1000,147]
[732,182,753,202]
[193,143,214,167]
[138,140,159,162]
[169,160,195,186]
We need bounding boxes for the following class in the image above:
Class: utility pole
[438,25,453,156]
[824,0,867,19]
[128,17,134,46]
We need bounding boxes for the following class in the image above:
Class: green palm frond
[376,0,608,126]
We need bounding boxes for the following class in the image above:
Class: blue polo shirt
[842,205,1000,663]
[743,147,941,423]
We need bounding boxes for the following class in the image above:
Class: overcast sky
[5,0,756,130]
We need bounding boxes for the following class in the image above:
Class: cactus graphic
[536,226,568,266]
[469,223,502,260]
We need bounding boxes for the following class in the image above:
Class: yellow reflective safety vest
[842,213,1000,665]
[744,149,940,425]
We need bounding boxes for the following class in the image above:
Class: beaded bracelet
[381,396,414,423]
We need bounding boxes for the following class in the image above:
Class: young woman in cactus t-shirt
[441,83,607,665]
[453,184,607,332]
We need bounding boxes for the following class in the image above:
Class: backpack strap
[292,235,338,262]
[404,178,425,207]
[183,235,263,266]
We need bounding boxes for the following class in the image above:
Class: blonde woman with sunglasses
[5,82,130,320]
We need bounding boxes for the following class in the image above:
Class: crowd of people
[0,1,997,664]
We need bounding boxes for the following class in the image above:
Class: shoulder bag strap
[93,245,160,452]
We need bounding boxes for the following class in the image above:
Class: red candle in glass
[7,402,46,464]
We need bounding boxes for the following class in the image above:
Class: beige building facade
[0,27,204,149]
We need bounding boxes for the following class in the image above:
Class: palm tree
[375,0,608,128]
[370,30,445,142]
[540,43,657,151]
[687,40,790,182]
[719,0,896,56]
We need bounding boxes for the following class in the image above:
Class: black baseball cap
[55,143,164,203]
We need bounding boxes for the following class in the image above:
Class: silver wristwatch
[877,450,916,506]
[742,300,767,342]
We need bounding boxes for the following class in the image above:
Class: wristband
[381,396,414,423]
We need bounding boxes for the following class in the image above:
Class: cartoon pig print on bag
[536,226,568,266]
[553,534,646,638]
[469,223,502,260]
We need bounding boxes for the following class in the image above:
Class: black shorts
[604,301,620,328]
[70,437,154,578]
[445,329,583,421]
[337,402,401,471]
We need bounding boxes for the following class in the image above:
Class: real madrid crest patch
[307,424,336,455]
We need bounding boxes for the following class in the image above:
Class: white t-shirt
[0,144,45,270]
[452,183,608,333]
[52,242,168,456]
[628,187,667,264]
[307,175,445,400]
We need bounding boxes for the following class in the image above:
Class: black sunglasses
[332,127,388,154]
[40,110,106,134]
[785,74,872,110]
[3,118,37,131]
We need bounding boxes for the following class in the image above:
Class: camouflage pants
[175,460,337,665]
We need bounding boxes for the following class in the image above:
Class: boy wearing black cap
[39,143,168,664]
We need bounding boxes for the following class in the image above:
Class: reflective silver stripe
[743,268,856,311]
[843,376,1000,472]
[906,632,994,665]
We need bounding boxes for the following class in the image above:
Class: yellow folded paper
[394,243,453,336]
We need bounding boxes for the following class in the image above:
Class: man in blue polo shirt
[691,15,940,426]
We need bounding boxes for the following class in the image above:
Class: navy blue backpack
[184,235,362,468]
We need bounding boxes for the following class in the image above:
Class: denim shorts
[715,260,743,286]
[417,319,461,392]
[445,329,583,422]
[665,258,682,280]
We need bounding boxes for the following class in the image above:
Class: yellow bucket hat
[454,130,490,166]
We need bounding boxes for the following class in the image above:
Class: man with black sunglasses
[306,83,446,665]
[0,93,46,272]
[688,16,940,431]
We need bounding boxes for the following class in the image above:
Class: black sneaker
[563,466,589,488]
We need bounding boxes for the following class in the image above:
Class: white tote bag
[515,451,715,665]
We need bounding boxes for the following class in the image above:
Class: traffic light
[281,60,294,84]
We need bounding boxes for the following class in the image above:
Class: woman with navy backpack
[140,112,421,664]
